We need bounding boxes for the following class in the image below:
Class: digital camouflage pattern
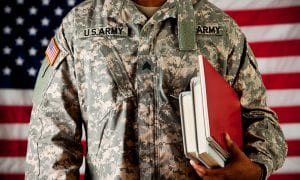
[26,0,287,179]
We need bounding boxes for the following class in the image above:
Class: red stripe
[0,174,24,180]
[262,73,300,89]
[272,106,300,124]
[0,140,86,157]
[250,40,300,57]
[287,140,300,156]
[226,6,300,26]
[82,140,87,156]
[0,140,27,157]
[0,174,85,180]
[0,106,31,123]
[269,173,300,180]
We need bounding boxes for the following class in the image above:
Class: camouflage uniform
[25,0,287,179]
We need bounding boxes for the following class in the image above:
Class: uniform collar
[149,0,177,23]
[99,0,201,24]
[100,0,125,17]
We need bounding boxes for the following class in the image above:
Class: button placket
[136,22,161,178]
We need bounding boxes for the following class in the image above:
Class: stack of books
[179,55,243,168]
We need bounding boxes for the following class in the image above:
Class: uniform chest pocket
[158,51,200,96]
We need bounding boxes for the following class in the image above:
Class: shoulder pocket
[33,47,68,105]
[32,59,54,106]
[32,51,67,106]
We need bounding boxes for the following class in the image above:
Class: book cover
[179,91,198,161]
[201,56,243,152]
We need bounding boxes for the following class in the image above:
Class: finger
[205,167,225,176]
[190,160,206,176]
[225,133,242,157]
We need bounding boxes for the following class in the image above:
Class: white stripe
[275,156,300,174]
[0,157,25,173]
[281,123,300,141]
[81,159,85,173]
[257,56,300,74]
[0,124,86,140]
[242,23,300,42]
[0,89,33,106]
[267,89,300,107]
[0,124,28,140]
[0,157,85,174]
[209,0,300,10]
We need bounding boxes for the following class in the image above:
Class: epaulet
[176,0,197,51]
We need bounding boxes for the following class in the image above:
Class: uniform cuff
[249,153,273,179]
[254,162,267,180]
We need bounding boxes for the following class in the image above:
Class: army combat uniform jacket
[26,0,287,179]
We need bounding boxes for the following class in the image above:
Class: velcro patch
[45,38,60,65]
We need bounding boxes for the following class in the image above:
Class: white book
[191,77,225,168]
[179,92,199,162]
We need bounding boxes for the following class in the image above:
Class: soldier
[25,0,287,179]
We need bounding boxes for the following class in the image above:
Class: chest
[73,20,230,101]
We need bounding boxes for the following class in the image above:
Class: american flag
[45,38,60,65]
[0,0,299,179]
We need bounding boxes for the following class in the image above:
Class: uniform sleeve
[229,36,287,178]
[25,10,83,179]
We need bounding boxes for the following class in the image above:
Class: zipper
[153,71,160,179]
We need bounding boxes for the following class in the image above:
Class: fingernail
[190,160,196,166]
[225,133,232,143]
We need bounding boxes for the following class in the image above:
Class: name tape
[196,25,223,36]
[80,26,128,38]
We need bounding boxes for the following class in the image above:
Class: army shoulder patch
[45,38,60,65]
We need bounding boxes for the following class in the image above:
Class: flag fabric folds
[0,0,299,179]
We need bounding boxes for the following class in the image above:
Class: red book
[202,56,243,152]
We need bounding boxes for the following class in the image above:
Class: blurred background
[0,0,299,179]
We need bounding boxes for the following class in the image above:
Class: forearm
[243,108,287,178]
[234,45,287,177]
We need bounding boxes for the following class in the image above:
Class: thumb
[225,133,242,158]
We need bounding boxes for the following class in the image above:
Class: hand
[190,133,263,180]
